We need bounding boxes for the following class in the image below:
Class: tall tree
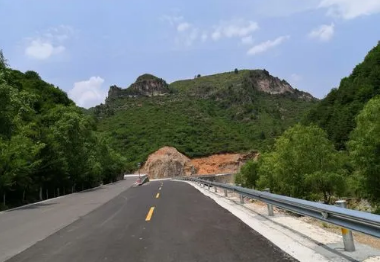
[348,96,380,201]
[257,124,344,202]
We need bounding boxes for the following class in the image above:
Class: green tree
[304,43,380,150]
[0,72,44,206]
[234,68,239,74]
[0,49,8,69]
[237,160,259,188]
[348,96,380,201]
[257,124,344,202]
[259,131,266,140]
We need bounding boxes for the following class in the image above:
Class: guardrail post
[214,186,217,192]
[208,184,210,190]
[240,194,244,204]
[224,189,228,197]
[335,200,355,252]
[264,188,274,216]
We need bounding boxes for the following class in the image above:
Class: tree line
[237,95,380,209]
[237,42,380,211]
[0,51,126,210]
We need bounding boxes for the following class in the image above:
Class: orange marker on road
[145,207,155,221]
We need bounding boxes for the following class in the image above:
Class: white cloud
[309,23,335,42]
[176,28,199,47]
[25,39,65,60]
[177,22,191,32]
[212,20,259,41]
[162,16,259,47]
[69,77,106,108]
[241,35,254,45]
[290,73,302,83]
[24,25,73,60]
[160,15,183,25]
[211,31,222,41]
[247,35,290,55]
[162,15,200,46]
[319,0,380,19]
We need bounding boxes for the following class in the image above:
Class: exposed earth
[139,146,258,179]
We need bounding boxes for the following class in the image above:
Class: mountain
[93,69,317,168]
[304,42,380,149]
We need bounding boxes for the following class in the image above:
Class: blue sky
[0,0,379,108]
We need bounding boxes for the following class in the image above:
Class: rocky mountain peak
[248,70,315,101]
[106,74,171,102]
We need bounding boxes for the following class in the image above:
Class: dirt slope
[141,146,258,178]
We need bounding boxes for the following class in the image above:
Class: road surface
[2,180,297,262]
[0,178,136,262]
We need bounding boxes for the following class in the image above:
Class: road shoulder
[183,181,380,262]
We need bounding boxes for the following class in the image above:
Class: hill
[93,69,317,170]
[304,42,380,149]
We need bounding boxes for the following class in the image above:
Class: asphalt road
[4,180,297,262]
[0,178,136,262]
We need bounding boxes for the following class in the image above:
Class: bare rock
[142,147,194,179]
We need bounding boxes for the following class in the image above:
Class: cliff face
[106,74,170,102]
[247,70,314,100]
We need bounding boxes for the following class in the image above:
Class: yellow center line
[145,207,155,221]
[156,193,160,199]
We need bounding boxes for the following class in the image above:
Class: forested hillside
[237,43,380,209]
[304,43,380,149]
[0,51,126,210]
[94,69,317,169]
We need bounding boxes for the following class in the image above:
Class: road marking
[145,207,155,221]
[156,193,160,199]
[159,187,162,191]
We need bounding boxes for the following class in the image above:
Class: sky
[0,0,379,108]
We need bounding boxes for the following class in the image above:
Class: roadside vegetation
[236,43,380,211]
[0,51,126,211]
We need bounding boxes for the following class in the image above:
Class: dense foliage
[0,51,126,210]
[304,43,380,149]
[95,70,316,170]
[238,43,380,207]
[348,96,380,201]
[257,124,346,203]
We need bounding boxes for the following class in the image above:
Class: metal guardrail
[178,177,380,251]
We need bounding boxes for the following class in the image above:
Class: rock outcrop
[248,70,314,101]
[106,74,170,102]
[128,74,171,97]
[141,147,194,179]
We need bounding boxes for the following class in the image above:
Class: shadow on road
[77,186,106,194]
[8,202,58,212]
